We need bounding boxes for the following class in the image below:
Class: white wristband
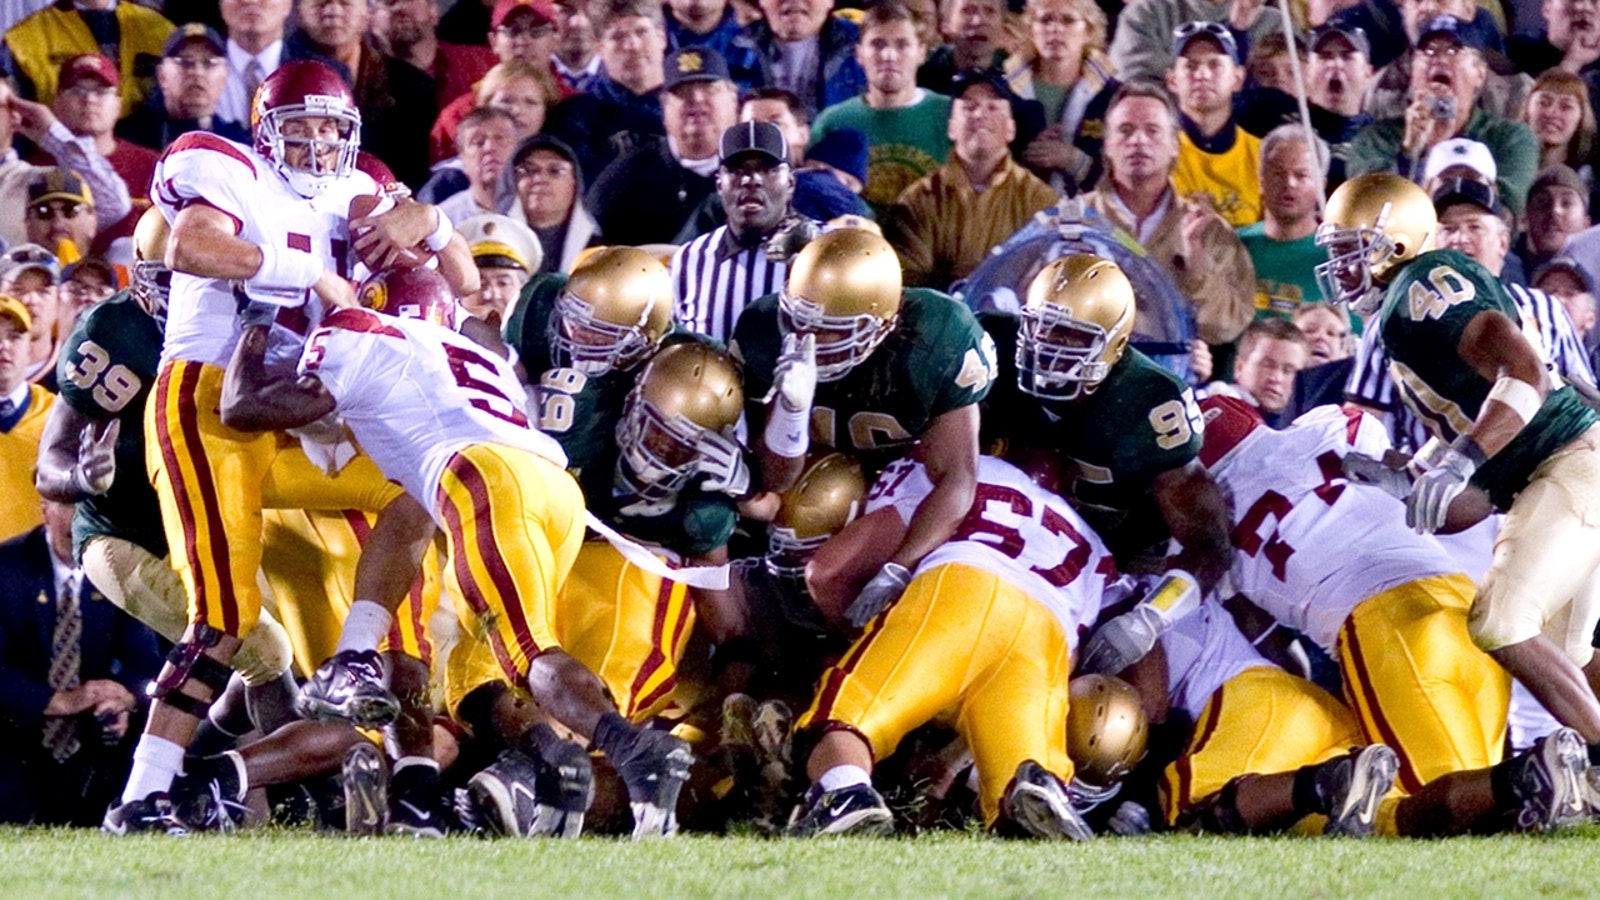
[422,208,453,253]
[1486,376,1542,425]
[763,401,809,458]
[250,240,323,291]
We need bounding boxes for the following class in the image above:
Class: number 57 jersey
[1201,403,1462,651]
[298,308,568,515]
[865,455,1119,646]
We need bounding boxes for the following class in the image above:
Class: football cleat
[1584,765,1600,818]
[1318,744,1399,837]
[1509,727,1589,832]
[998,760,1094,841]
[171,752,251,832]
[342,742,389,836]
[387,795,446,838]
[609,728,694,840]
[785,781,894,837]
[295,649,399,728]
[102,793,187,836]
[468,744,594,839]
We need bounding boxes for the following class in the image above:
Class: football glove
[768,332,817,414]
[1405,445,1478,534]
[1077,570,1199,676]
[696,430,751,497]
[1341,451,1414,501]
[762,215,821,263]
[69,418,119,496]
[844,562,912,628]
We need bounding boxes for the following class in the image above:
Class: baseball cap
[28,169,95,208]
[162,22,226,57]
[1308,23,1370,58]
[1532,257,1596,295]
[0,244,61,285]
[720,121,788,167]
[0,295,31,333]
[491,0,555,28]
[1172,20,1241,64]
[459,213,544,274]
[1431,176,1502,216]
[1422,138,1497,183]
[664,46,732,92]
[949,67,1020,103]
[1528,165,1587,203]
[58,53,119,90]
[62,256,120,289]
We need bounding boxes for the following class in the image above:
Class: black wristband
[1449,435,1488,469]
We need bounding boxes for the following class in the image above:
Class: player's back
[1160,600,1273,720]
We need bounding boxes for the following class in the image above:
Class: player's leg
[170,721,371,831]
[1389,727,1590,835]
[1338,574,1511,792]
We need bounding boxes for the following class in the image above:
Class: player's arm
[352,198,478,294]
[34,400,118,502]
[1455,309,1551,458]
[806,506,907,626]
[434,231,480,298]
[1150,460,1232,593]
[168,205,355,308]
[219,323,337,431]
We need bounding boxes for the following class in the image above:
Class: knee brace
[148,623,234,718]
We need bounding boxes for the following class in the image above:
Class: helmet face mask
[1313,220,1396,317]
[1314,173,1436,318]
[253,62,362,198]
[552,290,656,375]
[778,290,894,381]
[1016,254,1135,401]
[615,391,706,503]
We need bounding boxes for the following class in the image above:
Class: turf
[7,827,1600,899]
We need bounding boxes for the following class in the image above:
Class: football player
[980,254,1232,592]
[1316,172,1600,768]
[733,227,998,629]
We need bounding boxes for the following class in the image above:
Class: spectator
[1366,0,1529,122]
[1244,32,1298,94]
[376,0,497,111]
[438,107,522,224]
[57,258,117,333]
[543,0,669,181]
[1531,258,1598,370]
[672,121,806,341]
[117,25,249,151]
[1,245,59,387]
[1346,16,1539,214]
[1507,0,1600,79]
[1517,165,1592,277]
[1239,126,1328,321]
[1083,80,1255,347]
[44,56,159,203]
[504,134,598,273]
[0,295,52,543]
[437,0,495,45]
[1305,23,1374,189]
[1108,0,1286,82]
[24,170,97,266]
[0,80,131,248]
[286,0,438,188]
[0,497,160,826]
[730,0,865,116]
[810,0,950,216]
[1432,177,1517,277]
[918,0,1009,93]
[550,0,601,93]
[742,86,809,160]
[1166,21,1260,227]
[740,86,870,220]
[666,0,744,63]
[430,32,562,163]
[1,0,173,113]
[1522,69,1596,190]
[458,212,543,322]
[1006,0,1118,194]
[1282,300,1355,418]
[586,45,737,245]
[886,69,1056,289]
[1215,316,1310,426]
[216,0,293,126]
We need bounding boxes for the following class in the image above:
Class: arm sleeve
[39,121,133,230]
[149,138,257,227]
[1490,121,1540,215]
[1107,1,1173,81]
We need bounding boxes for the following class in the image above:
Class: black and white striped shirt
[671,225,789,344]
[1345,282,1596,451]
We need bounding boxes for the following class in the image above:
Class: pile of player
[38,59,1600,841]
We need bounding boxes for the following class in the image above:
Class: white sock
[223,749,250,798]
[121,735,186,803]
[392,755,440,775]
[817,764,872,793]
[336,600,394,655]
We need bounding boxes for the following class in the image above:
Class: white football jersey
[298,308,568,517]
[152,133,377,372]
[865,455,1117,646]
[1212,405,1463,651]
[1159,600,1273,720]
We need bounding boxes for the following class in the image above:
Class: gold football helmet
[617,342,744,501]
[1314,173,1436,317]
[1067,674,1149,787]
[767,452,866,575]
[132,207,172,323]
[780,228,902,381]
[554,246,673,375]
[1018,254,1135,400]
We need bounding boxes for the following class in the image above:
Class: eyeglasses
[28,201,86,220]
[515,162,573,180]
[496,22,554,38]
[1419,42,1467,58]
[61,84,117,99]
[1172,20,1231,42]
[168,56,226,72]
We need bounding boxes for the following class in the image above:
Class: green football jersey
[982,313,1205,558]
[733,288,998,474]
[1379,248,1599,510]
[597,483,740,560]
[55,292,167,560]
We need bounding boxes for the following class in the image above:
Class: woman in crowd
[1003,0,1116,193]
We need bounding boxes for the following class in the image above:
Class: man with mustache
[118,25,250,151]
[730,0,864,116]
[1305,23,1375,189]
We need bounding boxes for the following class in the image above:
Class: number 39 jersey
[865,455,1117,646]
[1379,248,1598,510]
[1209,405,1462,651]
[298,308,568,517]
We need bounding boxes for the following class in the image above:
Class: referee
[671,121,816,343]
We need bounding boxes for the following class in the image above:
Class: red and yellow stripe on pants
[146,359,404,638]
[1337,574,1510,793]
[798,562,1074,825]
[445,542,695,722]
[435,442,586,683]
[1163,666,1361,826]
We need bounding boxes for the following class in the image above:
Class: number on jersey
[444,344,528,427]
[536,368,588,433]
[955,333,1000,391]
[1149,390,1203,451]
[1232,451,1345,579]
[813,405,914,451]
[1406,265,1476,322]
[948,482,1094,587]
[61,341,141,413]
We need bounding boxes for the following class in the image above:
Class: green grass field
[7,827,1600,898]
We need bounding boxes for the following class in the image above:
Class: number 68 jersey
[865,455,1118,645]
[298,308,568,516]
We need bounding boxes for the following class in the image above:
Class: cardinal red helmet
[252,60,362,197]
[1197,394,1265,472]
[355,150,409,200]
[359,266,458,328]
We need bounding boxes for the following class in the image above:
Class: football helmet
[1314,173,1436,317]
[766,452,866,577]
[616,342,744,502]
[252,60,362,198]
[355,150,409,200]
[779,228,902,381]
[1067,675,1149,787]
[131,207,172,325]
[359,265,458,328]
[1196,394,1265,472]
[553,246,672,375]
[1017,254,1135,400]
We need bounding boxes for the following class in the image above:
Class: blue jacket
[728,16,866,117]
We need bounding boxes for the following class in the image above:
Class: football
[348,193,435,271]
